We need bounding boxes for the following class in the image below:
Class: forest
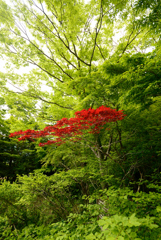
[0,0,161,239]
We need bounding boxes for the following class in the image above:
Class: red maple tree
[9,106,126,147]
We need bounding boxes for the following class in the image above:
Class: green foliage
[0,120,42,181]
[1,178,161,239]
[0,0,159,127]
[0,0,161,239]
[101,51,161,108]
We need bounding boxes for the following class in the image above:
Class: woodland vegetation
[0,0,161,239]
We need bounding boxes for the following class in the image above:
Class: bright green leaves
[0,0,14,27]
[98,213,158,240]
[0,0,110,78]
[101,50,161,109]
[0,1,160,238]
[0,0,160,128]
[1,178,161,239]
[0,157,161,239]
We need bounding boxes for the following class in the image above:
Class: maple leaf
[9,106,126,146]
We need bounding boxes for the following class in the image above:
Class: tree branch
[4,81,73,110]
[89,0,103,67]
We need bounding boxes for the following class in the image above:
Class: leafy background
[0,0,161,239]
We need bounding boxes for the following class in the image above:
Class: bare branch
[12,28,74,80]
[27,59,64,82]
[58,51,78,70]
[96,43,106,60]
[5,81,73,110]
[104,135,113,160]
[29,94,73,110]
[89,0,104,67]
